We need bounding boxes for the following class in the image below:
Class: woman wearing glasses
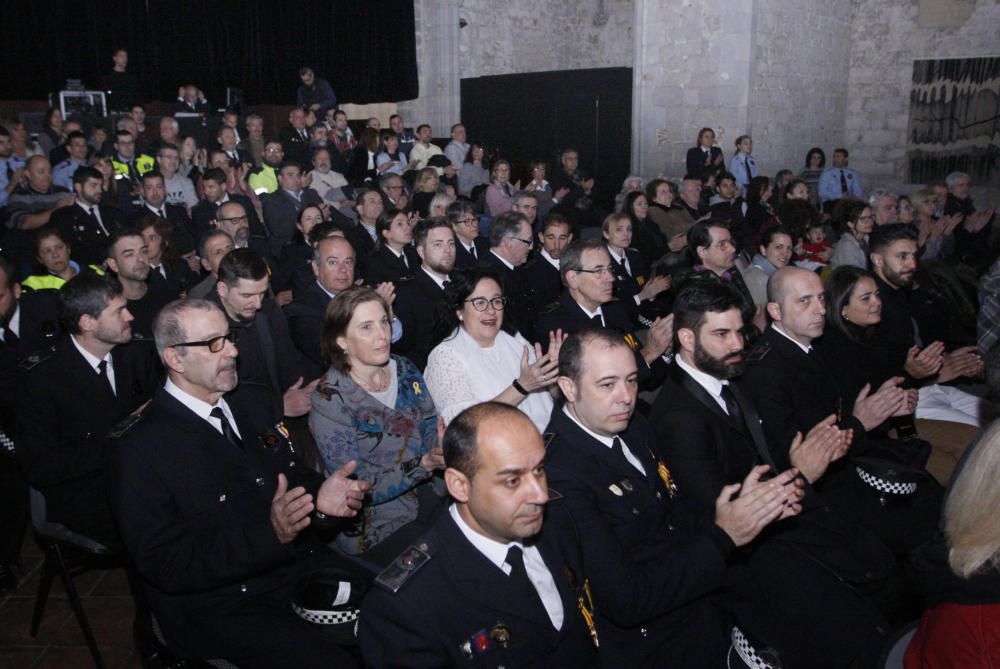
[309,285,445,564]
[423,267,561,432]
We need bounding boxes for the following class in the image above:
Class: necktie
[622,256,632,277]
[469,244,477,260]
[441,280,450,291]
[839,170,849,196]
[210,407,242,448]
[157,208,166,219]
[591,314,603,326]
[505,546,547,617]
[97,359,115,396]
[719,384,744,427]
[3,327,19,347]
[744,157,752,187]
[88,207,108,235]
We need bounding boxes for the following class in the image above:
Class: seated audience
[829,199,873,269]
[447,200,488,270]
[49,165,123,267]
[309,285,444,563]
[261,161,325,256]
[188,230,234,299]
[362,208,419,287]
[457,143,489,198]
[739,225,794,306]
[21,228,81,292]
[485,160,518,217]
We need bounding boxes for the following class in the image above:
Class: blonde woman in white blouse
[424,267,563,432]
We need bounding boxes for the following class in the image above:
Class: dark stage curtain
[1,0,418,105]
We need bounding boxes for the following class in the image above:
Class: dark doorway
[460,67,633,211]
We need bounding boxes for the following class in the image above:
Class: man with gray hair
[868,188,898,226]
[109,297,369,669]
[482,211,533,335]
[945,170,996,272]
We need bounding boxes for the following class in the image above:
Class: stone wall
[845,0,1000,201]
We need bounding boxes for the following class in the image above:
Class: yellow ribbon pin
[412,382,422,395]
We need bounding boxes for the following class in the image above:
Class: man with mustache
[109,298,370,669]
[650,281,893,667]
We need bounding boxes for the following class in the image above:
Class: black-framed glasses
[573,265,614,277]
[217,215,248,223]
[456,216,478,226]
[465,296,507,312]
[173,331,237,353]
[511,237,532,247]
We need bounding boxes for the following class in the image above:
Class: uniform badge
[657,460,678,498]
[375,543,432,593]
[490,623,511,648]
[578,579,599,647]
[461,628,495,657]
[620,479,634,493]
[608,483,623,496]
[636,275,646,287]
[623,333,639,351]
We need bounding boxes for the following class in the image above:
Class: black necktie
[97,359,115,396]
[441,280,451,291]
[3,327,19,347]
[719,384,744,428]
[210,407,242,448]
[839,170,849,196]
[469,244,477,260]
[505,546,547,616]
[744,157,752,186]
[591,314,603,326]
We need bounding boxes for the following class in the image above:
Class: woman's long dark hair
[824,265,874,343]
[430,266,510,347]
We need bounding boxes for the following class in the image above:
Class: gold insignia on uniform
[490,623,511,648]
[657,460,679,498]
[623,333,638,351]
[578,579,599,647]
[636,275,646,287]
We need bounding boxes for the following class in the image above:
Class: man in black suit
[447,200,488,270]
[170,85,211,115]
[517,212,572,317]
[280,107,311,166]
[191,168,262,242]
[394,218,455,370]
[544,328,803,667]
[17,274,160,546]
[533,239,672,386]
[212,200,273,265]
[651,281,891,667]
[49,166,123,267]
[360,402,599,668]
[344,188,383,269]
[741,266,939,554]
[109,298,370,668]
[106,228,173,340]
[481,212,535,337]
[210,249,320,425]
[261,161,324,256]
[126,172,196,251]
[216,126,253,169]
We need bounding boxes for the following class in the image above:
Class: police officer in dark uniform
[108,298,371,669]
[360,402,600,668]
[544,328,804,668]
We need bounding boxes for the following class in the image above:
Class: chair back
[29,487,112,555]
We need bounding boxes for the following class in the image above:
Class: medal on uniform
[490,623,511,648]
[608,483,623,496]
[578,579,599,647]
[657,460,678,498]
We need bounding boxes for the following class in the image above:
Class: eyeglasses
[573,265,615,277]
[384,185,404,191]
[465,296,507,311]
[511,237,533,247]
[217,215,248,223]
[265,148,283,154]
[456,217,478,226]
[172,331,237,353]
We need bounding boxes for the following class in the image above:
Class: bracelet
[511,378,529,396]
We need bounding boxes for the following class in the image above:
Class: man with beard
[650,281,894,667]
[708,172,748,250]
[543,328,804,667]
[191,167,261,241]
[50,166,124,266]
[188,230,234,299]
[518,212,573,316]
[249,141,285,195]
[17,274,160,546]
[106,228,172,340]
[210,249,319,426]
[307,147,354,218]
[212,200,272,264]
[394,218,456,370]
[126,172,196,260]
[108,298,369,669]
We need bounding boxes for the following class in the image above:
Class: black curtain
[1,0,418,105]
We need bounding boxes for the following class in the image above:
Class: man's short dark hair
[416,124,431,134]
[443,401,527,477]
[869,223,917,256]
[487,211,528,248]
[202,167,227,185]
[58,273,123,335]
[107,226,146,259]
[673,281,745,336]
[413,216,453,248]
[299,66,314,77]
[446,200,476,226]
[558,328,631,385]
[540,212,571,234]
[140,171,164,187]
[198,229,233,258]
[0,255,16,290]
[834,148,849,159]
[156,143,179,156]
[218,248,269,287]
[278,161,302,176]
[65,130,86,145]
[559,238,607,285]
[72,165,103,187]
[687,220,728,256]
[717,171,736,185]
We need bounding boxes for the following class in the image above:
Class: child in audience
[796,220,833,269]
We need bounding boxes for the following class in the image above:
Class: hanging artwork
[906,56,1000,186]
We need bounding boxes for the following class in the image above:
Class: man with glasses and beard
[650,281,894,667]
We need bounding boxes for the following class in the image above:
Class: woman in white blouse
[424,267,562,432]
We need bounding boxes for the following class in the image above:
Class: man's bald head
[766,266,827,345]
[766,266,813,306]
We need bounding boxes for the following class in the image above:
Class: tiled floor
[0,536,141,669]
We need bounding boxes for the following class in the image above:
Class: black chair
[150,614,240,669]
[28,486,114,669]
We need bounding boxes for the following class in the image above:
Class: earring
[842,310,850,322]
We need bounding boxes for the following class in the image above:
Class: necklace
[352,367,389,393]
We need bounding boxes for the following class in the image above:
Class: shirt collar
[490,250,514,271]
[574,299,603,321]
[449,503,522,572]
[164,377,236,425]
[316,279,337,299]
[770,323,813,354]
[676,355,727,400]
[562,404,617,449]
[606,245,625,263]
[421,266,448,289]
[540,249,559,269]
[70,334,111,372]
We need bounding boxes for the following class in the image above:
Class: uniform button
[255,477,265,487]
[640,626,648,637]
[656,492,662,499]
[239,584,247,593]
[667,524,674,531]
[632,508,639,515]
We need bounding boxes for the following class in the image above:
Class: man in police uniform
[359,402,600,668]
[109,298,370,668]
[544,328,804,667]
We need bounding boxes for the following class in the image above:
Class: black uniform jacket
[359,506,599,668]
[393,268,448,371]
[543,407,731,668]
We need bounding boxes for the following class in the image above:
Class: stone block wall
[845,0,1000,201]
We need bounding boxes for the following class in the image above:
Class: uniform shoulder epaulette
[18,351,53,371]
[109,401,151,439]
[746,341,771,363]
[374,539,433,594]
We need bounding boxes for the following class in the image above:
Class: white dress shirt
[70,335,116,395]
[562,405,646,476]
[164,378,242,440]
